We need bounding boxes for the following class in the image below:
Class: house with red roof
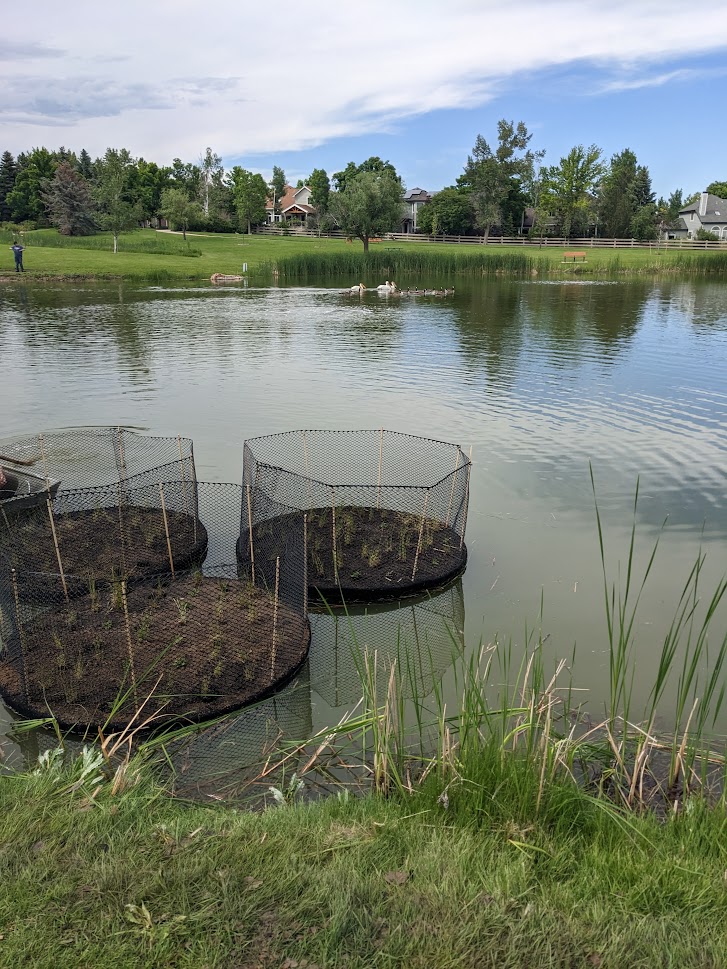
[266,184,316,225]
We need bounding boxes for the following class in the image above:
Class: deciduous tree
[308,168,331,214]
[160,187,201,240]
[94,148,142,252]
[199,147,223,217]
[415,188,474,236]
[706,180,727,199]
[458,120,542,240]
[230,167,268,234]
[540,145,604,238]
[6,147,57,224]
[329,170,403,251]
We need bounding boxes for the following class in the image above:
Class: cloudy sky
[2,1,727,197]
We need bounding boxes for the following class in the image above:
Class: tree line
[1,128,725,250]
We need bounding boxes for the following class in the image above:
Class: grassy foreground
[1,744,727,969]
[1,227,726,281]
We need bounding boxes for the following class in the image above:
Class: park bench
[563,251,587,263]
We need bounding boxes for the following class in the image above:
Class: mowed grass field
[1,228,725,281]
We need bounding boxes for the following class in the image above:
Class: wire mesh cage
[308,578,465,711]
[0,427,196,507]
[0,482,310,732]
[240,429,471,603]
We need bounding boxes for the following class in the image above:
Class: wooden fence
[253,225,727,251]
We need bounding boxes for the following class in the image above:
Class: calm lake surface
[1,277,726,772]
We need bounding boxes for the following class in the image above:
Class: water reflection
[1,278,725,728]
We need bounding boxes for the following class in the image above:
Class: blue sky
[2,1,726,200]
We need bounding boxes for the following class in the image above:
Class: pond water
[1,277,726,778]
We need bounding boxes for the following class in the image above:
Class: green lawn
[1,752,726,969]
[1,228,725,281]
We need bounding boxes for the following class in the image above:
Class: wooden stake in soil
[246,483,256,586]
[445,449,462,527]
[10,569,30,706]
[331,486,339,584]
[377,427,384,509]
[460,447,472,551]
[159,483,175,577]
[46,497,68,602]
[303,513,308,615]
[190,439,198,544]
[120,580,139,709]
[271,556,280,681]
[411,492,430,582]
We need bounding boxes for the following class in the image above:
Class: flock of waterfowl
[345,281,454,296]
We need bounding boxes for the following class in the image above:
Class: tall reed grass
[261,249,548,278]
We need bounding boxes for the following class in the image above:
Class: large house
[401,188,433,232]
[671,193,727,240]
[266,184,316,225]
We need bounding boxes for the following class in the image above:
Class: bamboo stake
[411,492,430,581]
[331,486,339,584]
[270,556,280,681]
[246,483,256,586]
[303,513,308,615]
[376,428,384,509]
[445,449,462,527]
[460,447,472,551]
[159,483,175,577]
[121,580,138,708]
[46,497,68,602]
[10,569,30,705]
[190,440,198,544]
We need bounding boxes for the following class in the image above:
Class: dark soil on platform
[240,505,467,603]
[0,571,310,731]
[3,505,208,588]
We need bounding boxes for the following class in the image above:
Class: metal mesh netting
[0,480,309,732]
[166,579,465,802]
[0,427,195,500]
[240,430,471,602]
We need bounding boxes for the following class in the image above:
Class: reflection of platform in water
[309,579,465,710]
[167,579,465,802]
[168,666,313,802]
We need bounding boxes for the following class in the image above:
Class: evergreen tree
[42,160,96,235]
[270,166,287,214]
[77,149,94,180]
[597,149,656,238]
[0,150,18,221]
[308,168,331,214]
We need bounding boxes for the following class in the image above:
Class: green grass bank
[2,228,727,282]
[2,741,727,969]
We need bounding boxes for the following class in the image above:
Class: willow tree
[329,170,403,251]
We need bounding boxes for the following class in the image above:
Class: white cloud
[1,0,726,162]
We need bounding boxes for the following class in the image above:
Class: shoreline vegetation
[1,227,727,283]
[1,488,727,966]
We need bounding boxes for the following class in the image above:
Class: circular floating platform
[240,429,471,603]
[0,568,310,732]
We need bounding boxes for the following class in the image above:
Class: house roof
[267,184,313,211]
[282,202,316,215]
[402,188,432,202]
[678,193,727,223]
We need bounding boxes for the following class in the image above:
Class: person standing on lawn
[10,241,24,272]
